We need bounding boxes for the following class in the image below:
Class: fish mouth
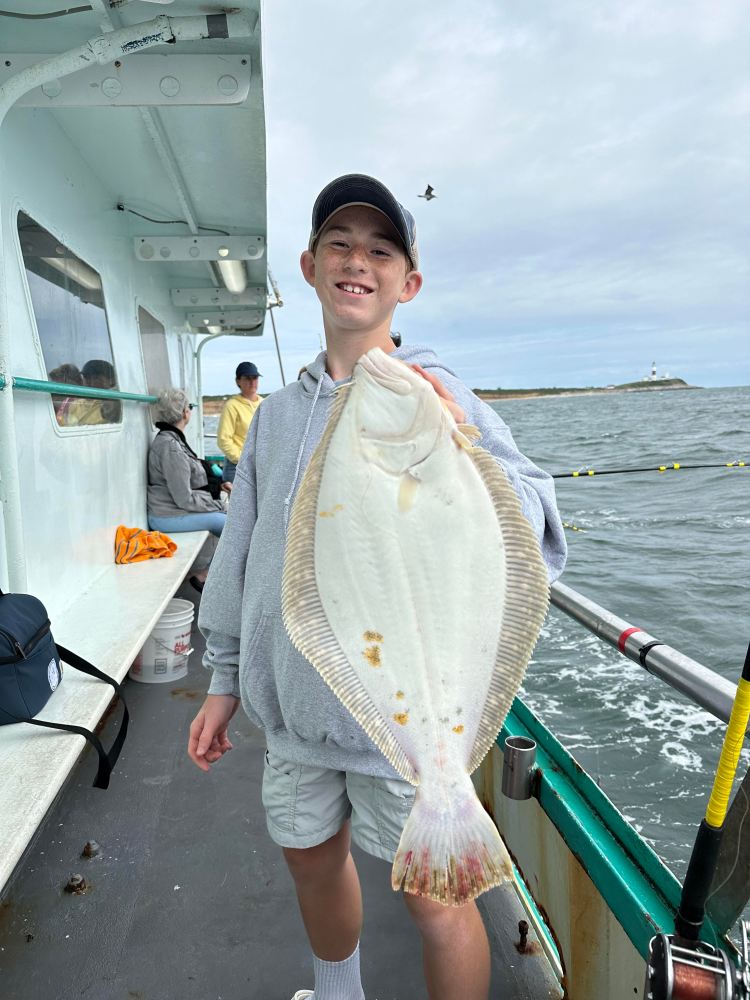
[357,348,420,396]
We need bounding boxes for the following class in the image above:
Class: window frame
[14,204,122,437]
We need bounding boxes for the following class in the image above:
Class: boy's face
[300,205,422,337]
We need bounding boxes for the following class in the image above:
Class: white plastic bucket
[130,598,195,684]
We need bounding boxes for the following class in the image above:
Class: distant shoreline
[202,380,700,410]
[474,378,698,401]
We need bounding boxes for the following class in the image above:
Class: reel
[645,924,750,1000]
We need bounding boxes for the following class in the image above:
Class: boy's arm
[436,372,567,582]
[198,413,261,689]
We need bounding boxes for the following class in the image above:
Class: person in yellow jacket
[216,361,262,482]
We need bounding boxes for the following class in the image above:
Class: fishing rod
[645,642,750,1000]
[553,461,746,480]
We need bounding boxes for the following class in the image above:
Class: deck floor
[0,580,561,1000]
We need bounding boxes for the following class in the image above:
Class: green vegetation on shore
[474,377,693,400]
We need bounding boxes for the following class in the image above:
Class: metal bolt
[101,77,122,99]
[518,919,529,952]
[41,80,62,99]
[159,76,180,98]
[64,874,87,894]
[81,840,100,858]
[217,74,239,96]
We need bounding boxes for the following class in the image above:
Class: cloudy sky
[201,1,749,395]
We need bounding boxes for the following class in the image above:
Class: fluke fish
[282,348,549,905]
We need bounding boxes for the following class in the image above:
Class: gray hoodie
[198,344,566,777]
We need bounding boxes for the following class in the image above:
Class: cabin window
[137,306,171,401]
[17,211,121,427]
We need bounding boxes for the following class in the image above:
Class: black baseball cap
[236,362,261,378]
[308,174,419,270]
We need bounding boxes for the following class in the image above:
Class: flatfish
[282,348,549,905]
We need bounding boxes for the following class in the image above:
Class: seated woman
[147,388,229,592]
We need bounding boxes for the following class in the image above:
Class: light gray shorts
[261,750,416,863]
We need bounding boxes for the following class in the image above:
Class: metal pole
[268,305,286,387]
[550,581,737,725]
[267,269,286,387]
[194,332,228,459]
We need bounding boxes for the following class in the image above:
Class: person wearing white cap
[189,175,566,1000]
[216,360,263,483]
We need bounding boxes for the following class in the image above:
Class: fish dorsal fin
[456,422,482,444]
[282,383,419,784]
[464,446,550,773]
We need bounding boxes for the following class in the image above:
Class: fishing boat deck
[0,580,561,1000]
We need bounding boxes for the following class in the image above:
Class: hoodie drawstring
[283,375,324,533]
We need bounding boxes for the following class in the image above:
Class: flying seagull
[418,184,436,201]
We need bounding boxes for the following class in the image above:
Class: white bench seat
[0,530,208,893]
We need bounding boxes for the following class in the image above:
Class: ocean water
[205,387,748,879]
[491,386,749,878]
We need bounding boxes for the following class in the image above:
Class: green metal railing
[0,373,157,404]
[499,698,690,961]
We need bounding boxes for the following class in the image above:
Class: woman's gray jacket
[147,426,223,517]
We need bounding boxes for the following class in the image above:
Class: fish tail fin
[391,780,513,905]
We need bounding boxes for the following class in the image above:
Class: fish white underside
[283,353,549,904]
[313,408,508,784]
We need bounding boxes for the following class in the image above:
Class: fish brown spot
[452,725,465,734]
[395,690,405,700]
[393,712,409,726]
[363,630,383,642]
[362,645,381,667]
[318,504,344,518]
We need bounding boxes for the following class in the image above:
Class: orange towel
[114,525,177,564]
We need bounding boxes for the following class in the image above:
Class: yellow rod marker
[675,643,750,940]
[705,676,750,828]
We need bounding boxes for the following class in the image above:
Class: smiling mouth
[336,282,373,295]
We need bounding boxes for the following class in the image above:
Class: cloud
[203,0,749,394]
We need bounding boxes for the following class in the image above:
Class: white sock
[311,941,365,1000]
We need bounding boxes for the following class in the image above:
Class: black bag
[0,586,129,789]
[200,459,224,499]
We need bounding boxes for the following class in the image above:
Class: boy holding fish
[189,175,567,1000]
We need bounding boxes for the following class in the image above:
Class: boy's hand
[410,364,466,424]
[188,694,240,772]
[221,482,233,493]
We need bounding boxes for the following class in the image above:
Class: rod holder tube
[502,736,537,800]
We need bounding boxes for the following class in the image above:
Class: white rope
[283,376,324,533]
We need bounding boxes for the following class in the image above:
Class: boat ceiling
[2,1,266,324]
